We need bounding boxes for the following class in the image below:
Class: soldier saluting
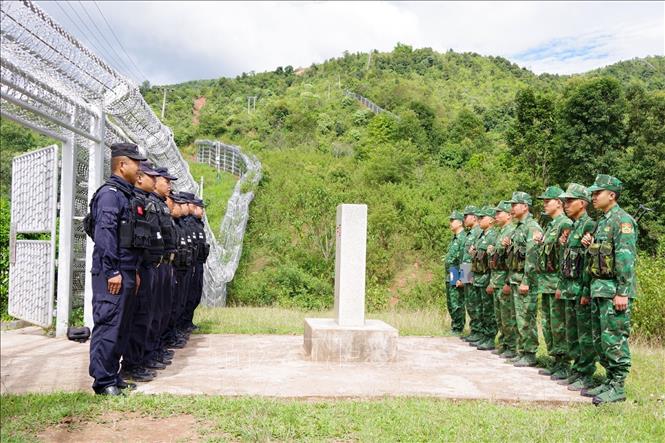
[581,174,638,405]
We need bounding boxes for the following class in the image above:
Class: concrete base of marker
[303,318,398,362]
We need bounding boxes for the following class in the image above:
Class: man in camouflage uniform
[487,201,517,358]
[444,210,467,335]
[557,184,597,391]
[535,186,573,379]
[504,192,543,367]
[470,206,497,350]
[461,206,483,342]
[580,175,637,405]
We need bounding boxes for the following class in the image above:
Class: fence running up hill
[195,140,262,306]
[0,0,253,333]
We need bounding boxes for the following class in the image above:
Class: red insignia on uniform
[137,206,144,216]
[621,223,633,234]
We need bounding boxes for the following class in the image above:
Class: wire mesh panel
[10,145,59,233]
[8,145,58,327]
[195,140,261,306]
[8,241,55,327]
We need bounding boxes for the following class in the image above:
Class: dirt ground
[38,412,207,443]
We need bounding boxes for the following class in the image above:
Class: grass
[193,305,452,336]
[2,307,664,442]
[187,161,238,238]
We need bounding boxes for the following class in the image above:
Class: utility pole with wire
[160,88,168,119]
[247,96,257,114]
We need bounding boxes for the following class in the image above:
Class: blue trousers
[124,265,155,369]
[89,270,136,390]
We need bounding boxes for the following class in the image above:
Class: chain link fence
[1,1,250,311]
[195,140,261,306]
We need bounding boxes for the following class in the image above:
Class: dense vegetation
[2,47,663,337]
[141,48,664,335]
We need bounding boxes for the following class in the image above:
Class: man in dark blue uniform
[88,142,145,396]
[170,193,193,348]
[121,161,165,382]
[177,192,205,334]
[144,167,179,367]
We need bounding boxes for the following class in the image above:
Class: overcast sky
[36,1,664,86]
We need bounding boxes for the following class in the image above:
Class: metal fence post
[55,113,77,337]
[83,112,106,329]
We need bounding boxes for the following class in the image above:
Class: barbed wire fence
[195,140,262,306]
[1,0,251,333]
[344,90,399,119]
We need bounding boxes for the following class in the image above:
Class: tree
[552,77,626,185]
[505,87,558,189]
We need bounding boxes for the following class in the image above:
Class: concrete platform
[303,318,398,362]
[0,327,588,402]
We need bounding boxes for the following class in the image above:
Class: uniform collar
[134,188,150,197]
[107,175,134,194]
[604,204,620,219]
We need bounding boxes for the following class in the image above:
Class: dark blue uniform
[179,214,203,330]
[124,188,163,372]
[88,175,141,391]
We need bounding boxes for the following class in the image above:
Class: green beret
[537,185,565,200]
[508,191,532,206]
[463,205,479,216]
[587,174,623,193]
[494,200,512,213]
[449,210,464,221]
[559,183,591,202]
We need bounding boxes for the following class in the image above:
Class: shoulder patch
[621,223,634,234]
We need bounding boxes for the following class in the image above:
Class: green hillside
[140,47,663,327]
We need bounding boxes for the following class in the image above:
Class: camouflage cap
[480,206,496,218]
[537,185,565,200]
[508,191,532,206]
[494,200,512,213]
[587,174,623,193]
[559,183,591,202]
[463,205,479,216]
[449,210,464,221]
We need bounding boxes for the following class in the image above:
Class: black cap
[110,142,147,161]
[168,192,186,203]
[154,167,178,181]
[194,198,207,208]
[179,192,196,203]
[139,161,161,176]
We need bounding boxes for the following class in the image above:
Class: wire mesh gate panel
[8,145,59,327]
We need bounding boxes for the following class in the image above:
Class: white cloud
[36,1,664,84]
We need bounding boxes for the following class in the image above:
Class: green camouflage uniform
[462,206,483,339]
[489,201,516,354]
[558,183,597,387]
[586,175,637,403]
[471,206,498,346]
[536,187,573,374]
[507,192,543,364]
[444,211,467,333]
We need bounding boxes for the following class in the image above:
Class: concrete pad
[304,318,398,362]
[0,328,588,402]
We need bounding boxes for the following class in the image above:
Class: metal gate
[8,145,59,327]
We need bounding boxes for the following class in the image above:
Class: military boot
[558,372,581,386]
[477,339,495,351]
[592,382,626,405]
[499,350,517,359]
[513,354,537,367]
[463,333,482,343]
[550,358,570,380]
[538,368,553,376]
[581,382,610,398]
[568,376,595,391]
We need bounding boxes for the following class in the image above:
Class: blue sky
[36,1,664,85]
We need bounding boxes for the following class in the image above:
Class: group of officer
[444,174,637,405]
[87,142,210,396]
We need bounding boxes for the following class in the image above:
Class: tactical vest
[506,244,526,272]
[536,242,559,274]
[587,242,615,279]
[562,247,584,279]
[118,194,153,250]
